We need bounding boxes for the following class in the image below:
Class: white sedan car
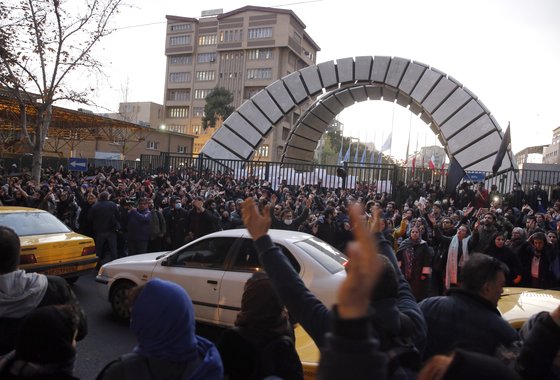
[96,229,347,327]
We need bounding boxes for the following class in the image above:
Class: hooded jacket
[0,271,87,356]
[96,278,223,380]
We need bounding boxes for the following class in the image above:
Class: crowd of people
[1,163,560,379]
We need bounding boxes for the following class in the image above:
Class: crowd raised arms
[1,164,560,379]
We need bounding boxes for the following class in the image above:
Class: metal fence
[3,153,560,198]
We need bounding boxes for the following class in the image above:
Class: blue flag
[337,141,343,163]
[377,151,383,166]
[360,147,367,167]
[343,144,351,162]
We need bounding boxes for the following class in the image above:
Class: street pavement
[72,272,225,380]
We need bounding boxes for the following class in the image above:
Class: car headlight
[97,266,106,277]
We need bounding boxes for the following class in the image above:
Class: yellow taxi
[499,287,560,329]
[295,287,560,380]
[0,206,97,281]
[295,325,319,380]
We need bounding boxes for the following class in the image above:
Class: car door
[152,236,235,325]
[218,237,303,326]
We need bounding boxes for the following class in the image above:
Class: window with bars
[196,71,216,81]
[169,72,190,83]
[247,48,273,60]
[197,53,217,63]
[258,145,270,157]
[167,107,189,118]
[192,125,201,134]
[247,68,272,80]
[170,35,190,46]
[177,145,187,153]
[198,34,217,46]
[219,29,243,43]
[170,23,192,31]
[169,55,192,65]
[194,89,212,99]
[167,125,187,134]
[247,27,272,40]
[193,107,205,117]
[167,89,190,101]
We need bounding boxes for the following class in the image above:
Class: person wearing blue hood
[96,278,223,380]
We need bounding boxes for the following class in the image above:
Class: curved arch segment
[201,56,515,174]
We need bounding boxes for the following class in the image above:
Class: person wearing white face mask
[270,197,311,231]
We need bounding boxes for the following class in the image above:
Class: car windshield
[293,237,348,274]
[0,212,71,236]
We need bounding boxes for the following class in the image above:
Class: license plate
[44,265,77,276]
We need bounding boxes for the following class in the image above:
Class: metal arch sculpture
[200,56,515,174]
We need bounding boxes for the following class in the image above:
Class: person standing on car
[88,191,120,265]
[0,226,87,356]
[127,198,152,255]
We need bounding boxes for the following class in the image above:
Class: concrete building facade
[163,6,320,161]
[543,126,560,165]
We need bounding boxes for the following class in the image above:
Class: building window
[248,27,272,40]
[177,145,187,153]
[169,72,190,83]
[197,53,217,63]
[167,89,190,101]
[193,108,205,117]
[192,125,201,134]
[147,141,159,150]
[170,23,192,31]
[293,32,302,44]
[282,127,290,140]
[303,49,314,60]
[169,54,192,65]
[258,144,269,158]
[247,68,272,80]
[219,29,243,42]
[247,48,273,60]
[167,107,189,118]
[170,35,191,46]
[167,124,187,134]
[198,34,217,46]
[194,89,212,99]
[195,71,216,81]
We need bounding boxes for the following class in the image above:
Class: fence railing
[2,153,560,198]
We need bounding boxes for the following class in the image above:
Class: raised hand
[337,204,382,319]
[241,197,271,241]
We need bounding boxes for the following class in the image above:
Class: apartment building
[163,5,320,161]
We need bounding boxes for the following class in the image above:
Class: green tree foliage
[0,0,124,181]
[202,87,235,130]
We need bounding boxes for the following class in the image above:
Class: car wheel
[110,280,135,321]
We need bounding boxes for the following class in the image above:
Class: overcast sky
[82,0,560,159]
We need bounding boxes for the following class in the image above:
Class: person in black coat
[88,191,120,263]
[484,233,522,286]
[0,226,87,356]
[518,232,555,289]
[419,254,518,360]
[0,305,81,380]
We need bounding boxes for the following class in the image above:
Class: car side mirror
[161,258,169,266]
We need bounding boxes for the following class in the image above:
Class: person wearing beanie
[0,305,80,379]
[96,278,223,380]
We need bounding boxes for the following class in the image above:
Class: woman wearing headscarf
[96,278,223,380]
[484,233,522,286]
[396,226,434,301]
[0,305,79,379]
[217,272,303,380]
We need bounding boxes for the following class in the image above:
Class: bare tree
[0,0,124,181]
